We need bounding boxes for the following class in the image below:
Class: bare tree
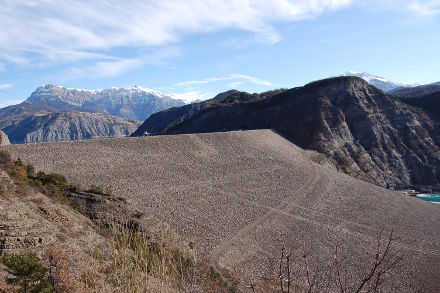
[246,228,408,293]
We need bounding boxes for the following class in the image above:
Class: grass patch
[87,184,112,197]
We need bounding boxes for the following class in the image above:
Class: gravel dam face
[2,130,440,291]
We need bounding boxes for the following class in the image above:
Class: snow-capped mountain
[26,84,185,121]
[344,71,415,92]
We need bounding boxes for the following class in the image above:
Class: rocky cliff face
[0,130,9,145]
[2,111,140,144]
[134,77,440,189]
[26,84,185,121]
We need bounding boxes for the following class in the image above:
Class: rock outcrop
[2,111,140,144]
[133,77,440,190]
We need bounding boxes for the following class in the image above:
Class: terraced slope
[2,130,440,291]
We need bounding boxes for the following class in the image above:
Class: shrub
[45,247,85,292]
[88,184,104,195]
[70,198,85,215]
[46,183,68,204]
[36,172,67,187]
[26,164,36,177]
[13,158,25,168]
[0,151,11,165]
[87,184,111,196]
[209,266,228,288]
[0,183,3,196]
[9,165,28,181]
[2,251,53,293]
[134,211,145,219]
[67,184,82,193]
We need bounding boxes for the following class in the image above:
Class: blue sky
[0,0,439,107]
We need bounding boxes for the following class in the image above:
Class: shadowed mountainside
[396,90,440,122]
[133,77,440,190]
[0,102,60,129]
[132,89,285,136]
[2,111,140,144]
[389,82,440,98]
[2,130,440,291]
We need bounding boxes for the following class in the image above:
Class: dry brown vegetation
[227,228,423,293]
[0,151,238,292]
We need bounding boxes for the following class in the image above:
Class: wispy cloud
[229,81,243,88]
[0,1,353,67]
[409,0,440,16]
[64,58,141,80]
[169,73,274,102]
[0,0,437,80]
[169,91,212,103]
[175,74,274,87]
[0,83,13,90]
[359,0,440,16]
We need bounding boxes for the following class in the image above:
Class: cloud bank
[0,0,438,77]
[0,0,353,66]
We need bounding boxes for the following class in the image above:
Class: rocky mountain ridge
[2,111,140,144]
[0,84,184,144]
[389,82,440,98]
[26,84,185,121]
[133,76,440,190]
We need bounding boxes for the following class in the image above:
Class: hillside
[131,89,284,136]
[2,130,440,291]
[389,82,440,98]
[0,152,114,291]
[2,111,140,144]
[0,102,60,129]
[133,77,440,190]
[399,91,440,121]
[0,150,234,292]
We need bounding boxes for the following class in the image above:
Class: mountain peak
[25,85,185,121]
[345,71,391,83]
[343,71,415,92]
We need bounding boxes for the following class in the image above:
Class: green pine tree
[2,251,53,293]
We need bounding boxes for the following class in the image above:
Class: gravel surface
[2,130,439,291]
